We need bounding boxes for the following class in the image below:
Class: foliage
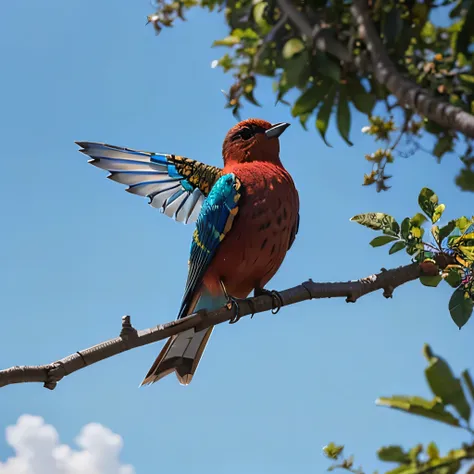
[351,187,474,329]
[324,345,474,474]
[147,0,474,192]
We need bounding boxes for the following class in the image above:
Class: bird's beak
[265,122,290,139]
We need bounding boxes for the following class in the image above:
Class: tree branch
[351,0,474,138]
[276,0,352,63]
[0,262,427,390]
[276,0,474,137]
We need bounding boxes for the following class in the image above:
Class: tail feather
[140,290,226,386]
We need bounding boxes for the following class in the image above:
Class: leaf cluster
[324,344,474,474]
[148,0,474,192]
[351,187,474,328]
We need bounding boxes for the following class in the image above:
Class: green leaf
[421,20,436,44]
[420,275,442,287]
[385,466,415,474]
[323,443,344,460]
[376,396,461,427]
[253,2,271,34]
[432,204,445,224]
[282,38,305,59]
[386,218,400,236]
[460,74,474,84]
[455,234,474,263]
[377,446,410,464]
[411,213,428,227]
[426,442,439,461]
[216,53,234,72]
[336,87,353,146]
[389,241,406,254]
[370,235,398,247]
[418,188,439,220]
[456,1,474,55]
[347,79,376,115]
[316,87,335,147]
[461,370,474,403]
[291,80,328,117]
[433,136,453,161]
[310,53,341,83]
[284,51,310,89]
[212,35,240,47]
[449,287,473,329]
[456,167,474,192]
[438,220,456,244]
[408,444,423,463]
[455,216,472,233]
[401,217,410,240]
[424,345,471,421]
[231,28,260,42]
[299,113,310,130]
[350,213,399,233]
[443,267,463,288]
[242,77,260,106]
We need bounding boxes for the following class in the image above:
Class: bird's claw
[227,296,245,324]
[254,288,283,314]
[248,300,257,319]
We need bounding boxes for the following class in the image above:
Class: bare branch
[0,262,426,390]
[351,0,474,138]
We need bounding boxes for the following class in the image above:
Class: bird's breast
[204,161,299,297]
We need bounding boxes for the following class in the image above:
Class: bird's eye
[239,127,253,140]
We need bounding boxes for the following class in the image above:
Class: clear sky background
[1,1,473,473]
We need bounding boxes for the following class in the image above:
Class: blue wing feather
[75,141,221,224]
[177,173,241,319]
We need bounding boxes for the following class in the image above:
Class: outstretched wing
[75,142,222,224]
[177,173,241,319]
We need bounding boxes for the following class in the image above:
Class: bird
[75,118,300,386]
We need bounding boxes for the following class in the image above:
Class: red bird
[76,118,299,385]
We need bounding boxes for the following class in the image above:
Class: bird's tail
[140,289,227,386]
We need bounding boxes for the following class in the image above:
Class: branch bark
[351,0,474,138]
[0,262,425,390]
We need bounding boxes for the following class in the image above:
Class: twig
[389,113,411,151]
[351,0,474,138]
[414,446,474,474]
[0,262,426,390]
[253,13,289,69]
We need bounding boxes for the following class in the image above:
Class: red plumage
[204,119,299,298]
[142,118,299,385]
[203,160,298,298]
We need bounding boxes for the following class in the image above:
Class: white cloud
[0,415,135,474]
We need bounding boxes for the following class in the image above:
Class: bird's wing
[288,212,300,251]
[75,142,222,224]
[177,173,242,319]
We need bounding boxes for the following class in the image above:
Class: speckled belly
[203,164,299,298]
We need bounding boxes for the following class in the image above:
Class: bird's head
[222,118,290,166]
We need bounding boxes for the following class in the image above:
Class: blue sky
[1,1,473,473]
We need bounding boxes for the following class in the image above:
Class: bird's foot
[226,296,247,324]
[254,288,284,314]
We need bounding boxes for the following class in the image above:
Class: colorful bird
[76,118,300,386]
